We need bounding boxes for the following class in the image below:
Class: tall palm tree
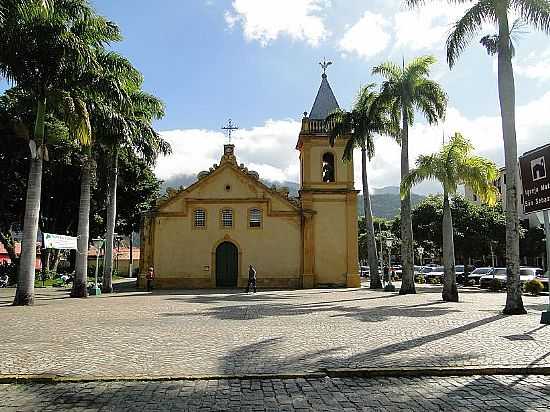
[61,51,142,298]
[100,89,169,293]
[0,0,121,305]
[326,84,397,289]
[405,0,550,314]
[372,56,447,295]
[402,133,499,301]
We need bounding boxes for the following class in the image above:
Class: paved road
[2,375,549,411]
[1,282,548,378]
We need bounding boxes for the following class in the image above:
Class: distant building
[465,166,542,229]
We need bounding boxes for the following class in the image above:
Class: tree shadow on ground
[5,373,549,411]
[215,313,505,375]
[166,297,462,322]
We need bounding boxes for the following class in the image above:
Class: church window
[249,208,262,228]
[193,209,207,228]
[322,153,335,183]
[221,208,233,228]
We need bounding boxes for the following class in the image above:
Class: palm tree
[401,133,499,301]
[100,89,169,293]
[372,56,447,295]
[61,51,142,298]
[326,84,397,289]
[405,0,550,314]
[0,0,121,305]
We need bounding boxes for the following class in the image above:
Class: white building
[464,166,542,229]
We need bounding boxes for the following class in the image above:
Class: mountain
[160,176,424,219]
[358,192,426,219]
[160,174,300,197]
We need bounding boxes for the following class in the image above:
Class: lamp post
[384,238,396,292]
[90,238,104,296]
[418,246,424,267]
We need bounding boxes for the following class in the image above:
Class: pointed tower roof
[309,73,340,120]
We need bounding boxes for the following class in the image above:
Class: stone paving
[1,281,549,379]
[1,375,549,411]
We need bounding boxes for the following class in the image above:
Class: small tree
[401,133,499,302]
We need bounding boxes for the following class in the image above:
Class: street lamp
[417,246,424,266]
[90,238,104,296]
[384,238,396,292]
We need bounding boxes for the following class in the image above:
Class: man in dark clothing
[383,265,389,285]
[246,264,257,293]
[146,266,155,292]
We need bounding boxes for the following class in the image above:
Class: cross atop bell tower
[222,118,239,144]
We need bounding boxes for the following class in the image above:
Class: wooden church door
[215,242,238,287]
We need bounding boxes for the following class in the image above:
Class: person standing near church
[246,264,257,293]
[146,266,155,292]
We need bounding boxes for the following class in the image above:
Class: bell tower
[297,65,360,288]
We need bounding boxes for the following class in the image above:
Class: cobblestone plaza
[1,282,549,410]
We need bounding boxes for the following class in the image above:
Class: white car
[468,267,493,285]
[479,267,544,289]
[423,266,445,283]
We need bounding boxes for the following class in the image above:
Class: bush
[415,275,425,284]
[524,279,544,296]
[488,278,504,292]
[0,261,17,285]
[429,277,440,285]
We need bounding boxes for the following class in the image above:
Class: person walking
[383,265,389,286]
[146,266,155,292]
[246,264,257,293]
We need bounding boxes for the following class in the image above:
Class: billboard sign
[43,233,77,250]
[520,144,550,214]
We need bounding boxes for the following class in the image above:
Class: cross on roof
[222,118,239,144]
[319,58,332,75]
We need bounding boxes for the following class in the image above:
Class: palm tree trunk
[72,154,92,298]
[442,191,458,302]
[399,109,416,295]
[13,97,46,306]
[128,232,133,277]
[102,147,118,293]
[361,147,381,288]
[497,12,525,315]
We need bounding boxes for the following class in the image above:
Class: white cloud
[393,4,468,52]
[364,91,550,194]
[338,11,390,59]
[156,119,301,184]
[157,92,550,196]
[224,0,330,46]
[513,49,550,82]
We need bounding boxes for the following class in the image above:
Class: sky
[4,0,550,194]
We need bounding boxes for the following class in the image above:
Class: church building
[139,70,360,289]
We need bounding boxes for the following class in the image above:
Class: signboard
[43,233,77,250]
[519,143,550,214]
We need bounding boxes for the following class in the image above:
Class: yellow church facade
[139,72,360,289]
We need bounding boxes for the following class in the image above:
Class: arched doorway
[215,242,238,287]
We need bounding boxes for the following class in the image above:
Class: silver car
[479,267,544,289]
[468,267,493,285]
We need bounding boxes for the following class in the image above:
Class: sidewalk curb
[1,366,549,384]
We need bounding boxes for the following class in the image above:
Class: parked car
[423,266,445,283]
[392,265,403,279]
[455,265,467,284]
[468,267,493,285]
[479,267,544,289]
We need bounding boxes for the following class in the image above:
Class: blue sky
[3,1,550,193]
